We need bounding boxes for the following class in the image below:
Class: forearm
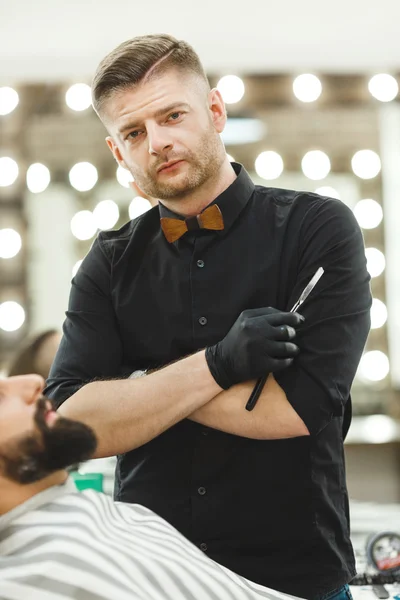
[57,350,222,458]
[188,374,309,439]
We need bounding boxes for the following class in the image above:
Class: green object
[71,472,104,492]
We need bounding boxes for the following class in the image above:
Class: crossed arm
[50,197,371,457]
[188,373,309,439]
[56,350,307,459]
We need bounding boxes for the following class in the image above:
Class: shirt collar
[158,163,254,238]
[0,476,77,531]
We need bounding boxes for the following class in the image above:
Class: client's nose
[11,374,45,405]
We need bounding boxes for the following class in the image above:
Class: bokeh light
[365,247,386,278]
[26,163,51,193]
[65,83,92,111]
[129,197,152,220]
[368,74,399,102]
[217,75,245,104]
[0,301,25,332]
[370,298,388,329]
[351,150,381,179]
[0,157,19,187]
[72,260,83,277]
[255,151,284,180]
[314,186,341,199]
[116,165,133,188]
[71,210,97,240]
[353,199,383,229]
[358,351,390,382]
[93,200,120,230]
[0,87,19,116]
[361,415,397,444]
[0,228,22,259]
[69,162,98,192]
[293,74,322,103]
[301,151,331,180]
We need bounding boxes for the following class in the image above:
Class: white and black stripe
[0,479,301,600]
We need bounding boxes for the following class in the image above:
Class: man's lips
[44,401,58,425]
[157,160,185,173]
[45,409,59,425]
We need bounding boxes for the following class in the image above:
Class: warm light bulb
[0,229,22,259]
[0,157,19,187]
[352,150,381,179]
[302,151,331,180]
[293,74,322,103]
[93,200,120,230]
[217,75,245,104]
[65,83,92,111]
[353,199,383,229]
[71,210,97,240]
[368,74,399,102]
[0,301,25,332]
[26,163,51,193]
[255,151,284,180]
[69,162,98,192]
[129,197,152,219]
[0,87,19,115]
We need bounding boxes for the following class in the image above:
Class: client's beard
[0,397,97,484]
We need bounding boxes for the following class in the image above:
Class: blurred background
[1,0,400,510]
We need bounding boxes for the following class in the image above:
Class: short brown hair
[7,329,59,379]
[92,34,209,115]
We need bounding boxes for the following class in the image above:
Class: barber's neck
[0,470,69,515]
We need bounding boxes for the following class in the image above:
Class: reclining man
[0,371,302,600]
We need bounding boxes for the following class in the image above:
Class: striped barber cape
[0,478,302,600]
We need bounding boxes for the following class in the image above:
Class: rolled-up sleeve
[44,236,123,408]
[275,196,372,435]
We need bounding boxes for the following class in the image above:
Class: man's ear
[208,88,227,134]
[106,137,128,169]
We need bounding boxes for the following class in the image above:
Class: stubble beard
[132,127,225,201]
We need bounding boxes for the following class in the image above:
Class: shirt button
[202,429,209,436]
[198,486,207,496]
[197,259,205,268]
[198,317,207,326]
[200,543,208,552]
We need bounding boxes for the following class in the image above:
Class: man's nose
[147,125,173,156]
[17,374,45,405]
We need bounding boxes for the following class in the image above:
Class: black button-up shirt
[45,163,371,599]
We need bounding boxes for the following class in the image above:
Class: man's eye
[169,112,182,121]
[127,131,140,140]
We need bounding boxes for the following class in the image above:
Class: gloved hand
[205,307,304,389]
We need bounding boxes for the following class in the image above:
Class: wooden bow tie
[160,204,224,243]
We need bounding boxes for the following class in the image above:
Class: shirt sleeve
[44,235,123,408]
[274,196,372,436]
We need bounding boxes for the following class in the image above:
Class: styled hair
[7,329,59,379]
[92,34,209,115]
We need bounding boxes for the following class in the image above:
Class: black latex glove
[205,307,304,389]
